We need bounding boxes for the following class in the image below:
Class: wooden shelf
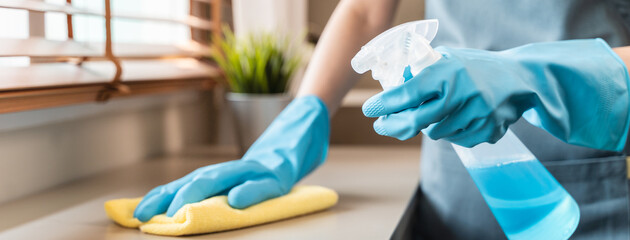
[0,59,220,113]
[0,58,218,90]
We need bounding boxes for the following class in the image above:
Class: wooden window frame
[0,0,223,114]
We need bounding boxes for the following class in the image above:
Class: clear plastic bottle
[351,19,580,240]
[452,131,579,239]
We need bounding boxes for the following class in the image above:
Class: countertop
[0,146,421,240]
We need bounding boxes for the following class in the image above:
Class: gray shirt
[426,0,630,49]
[416,1,630,239]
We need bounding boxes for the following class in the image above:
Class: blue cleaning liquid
[467,159,580,240]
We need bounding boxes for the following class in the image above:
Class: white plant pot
[226,92,292,152]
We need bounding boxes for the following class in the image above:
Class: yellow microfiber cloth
[104,185,338,236]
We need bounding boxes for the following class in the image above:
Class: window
[0,8,29,66]
[0,0,222,113]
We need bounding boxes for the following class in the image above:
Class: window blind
[0,0,222,113]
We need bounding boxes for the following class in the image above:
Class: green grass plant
[211,27,302,94]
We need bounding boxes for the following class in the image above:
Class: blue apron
[401,0,630,239]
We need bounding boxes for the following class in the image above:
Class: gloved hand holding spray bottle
[351,19,580,240]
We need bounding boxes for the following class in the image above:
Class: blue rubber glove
[363,39,630,151]
[133,95,329,222]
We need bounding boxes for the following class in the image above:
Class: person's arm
[297,0,400,114]
[614,46,630,67]
[133,0,400,222]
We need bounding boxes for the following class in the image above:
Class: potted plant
[212,28,302,151]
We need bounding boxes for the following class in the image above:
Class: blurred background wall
[0,92,215,204]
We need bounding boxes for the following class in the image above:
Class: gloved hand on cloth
[133,95,330,222]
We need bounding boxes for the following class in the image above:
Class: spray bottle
[351,19,580,240]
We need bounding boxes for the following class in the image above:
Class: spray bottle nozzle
[351,19,441,89]
[351,48,377,74]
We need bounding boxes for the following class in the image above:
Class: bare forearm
[296,0,399,114]
[614,46,630,69]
